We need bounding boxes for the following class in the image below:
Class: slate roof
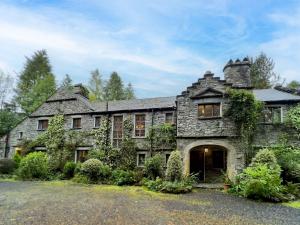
[91,96,176,112]
[253,89,300,102]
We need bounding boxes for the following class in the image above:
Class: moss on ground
[283,201,300,209]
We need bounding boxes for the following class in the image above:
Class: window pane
[272,108,281,123]
[77,150,88,163]
[95,117,101,127]
[213,104,220,117]
[38,120,48,130]
[113,116,123,147]
[165,113,173,123]
[73,118,81,128]
[198,105,205,117]
[138,154,145,166]
[135,114,145,137]
[204,105,213,117]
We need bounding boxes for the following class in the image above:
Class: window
[38,119,48,130]
[18,132,23,140]
[76,150,88,163]
[165,113,173,124]
[72,118,81,129]
[137,153,146,166]
[135,114,145,137]
[94,116,101,128]
[165,153,170,164]
[262,107,282,123]
[113,116,123,148]
[198,104,221,118]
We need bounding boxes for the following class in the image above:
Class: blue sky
[0,0,300,98]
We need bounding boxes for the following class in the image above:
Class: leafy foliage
[18,152,49,180]
[112,169,137,186]
[286,104,300,139]
[165,150,183,182]
[0,109,23,136]
[250,52,280,89]
[287,80,300,90]
[144,154,164,180]
[226,89,263,163]
[80,159,103,182]
[63,161,76,179]
[146,123,176,153]
[61,74,73,88]
[14,50,56,115]
[88,69,104,101]
[0,159,16,174]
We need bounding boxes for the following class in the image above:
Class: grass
[283,201,300,209]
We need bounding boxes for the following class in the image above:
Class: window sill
[37,129,46,131]
[71,128,82,130]
[93,127,100,129]
[198,116,222,120]
[133,136,146,139]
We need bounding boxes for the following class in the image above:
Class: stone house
[1,58,300,182]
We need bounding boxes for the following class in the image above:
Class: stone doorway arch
[183,139,237,181]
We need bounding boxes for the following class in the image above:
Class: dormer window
[37,119,48,131]
[198,103,221,119]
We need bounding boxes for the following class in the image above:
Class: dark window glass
[94,116,101,128]
[138,154,146,166]
[73,118,81,129]
[113,116,123,148]
[165,113,173,124]
[77,150,88,163]
[262,107,281,123]
[165,153,170,164]
[135,114,145,137]
[38,120,48,130]
[198,104,221,118]
[18,132,23,140]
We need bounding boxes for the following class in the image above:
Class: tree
[250,52,280,89]
[61,74,73,88]
[14,50,56,115]
[165,150,183,182]
[88,69,104,101]
[104,72,125,101]
[0,110,22,136]
[0,71,13,109]
[124,83,135,100]
[287,80,300,90]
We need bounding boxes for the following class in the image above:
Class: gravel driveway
[0,181,299,225]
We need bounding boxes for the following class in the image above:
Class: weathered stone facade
[1,58,300,181]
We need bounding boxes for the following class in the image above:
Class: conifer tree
[104,72,125,101]
[88,69,104,101]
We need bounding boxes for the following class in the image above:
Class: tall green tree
[104,72,125,101]
[250,52,280,89]
[15,50,56,114]
[287,80,300,90]
[124,83,135,100]
[88,69,104,101]
[0,70,13,109]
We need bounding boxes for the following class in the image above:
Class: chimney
[223,57,251,88]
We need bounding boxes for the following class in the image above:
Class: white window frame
[112,114,124,148]
[71,116,82,129]
[261,105,283,124]
[136,152,148,167]
[94,116,101,128]
[134,113,146,138]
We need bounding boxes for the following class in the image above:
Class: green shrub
[272,146,300,183]
[72,174,89,184]
[80,159,103,182]
[144,154,163,180]
[18,152,49,180]
[98,164,112,182]
[112,170,136,186]
[0,159,16,174]
[250,148,278,168]
[13,154,22,168]
[165,150,183,182]
[63,161,76,179]
[144,176,194,194]
[74,162,82,174]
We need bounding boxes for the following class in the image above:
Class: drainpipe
[105,101,109,147]
[4,133,9,158]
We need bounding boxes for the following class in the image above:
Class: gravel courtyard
[0,181,299,225]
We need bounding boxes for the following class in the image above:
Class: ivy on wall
[225,89,263,164]
[286,104,300,139]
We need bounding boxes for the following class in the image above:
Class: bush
[74,162,82,174]
[144,154,163,180]
[250,148,278,168]
[80,159,103,182]
[165,150,183,182]
[112,170,136,186]
[63,161,76,179]
[0,159,16,174]
[18,152,49,180]
[144,176,194,194]
[13,154,22,168]
[72,174,89,184]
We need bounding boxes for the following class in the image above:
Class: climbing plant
[225,89,263,164]
[286,104,300,139]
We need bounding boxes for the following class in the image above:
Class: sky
[0,0,300,98]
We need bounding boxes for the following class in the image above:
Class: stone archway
[183,139,237,180]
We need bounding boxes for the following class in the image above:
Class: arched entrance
[190,145,227,183]
[182,139,237,182]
